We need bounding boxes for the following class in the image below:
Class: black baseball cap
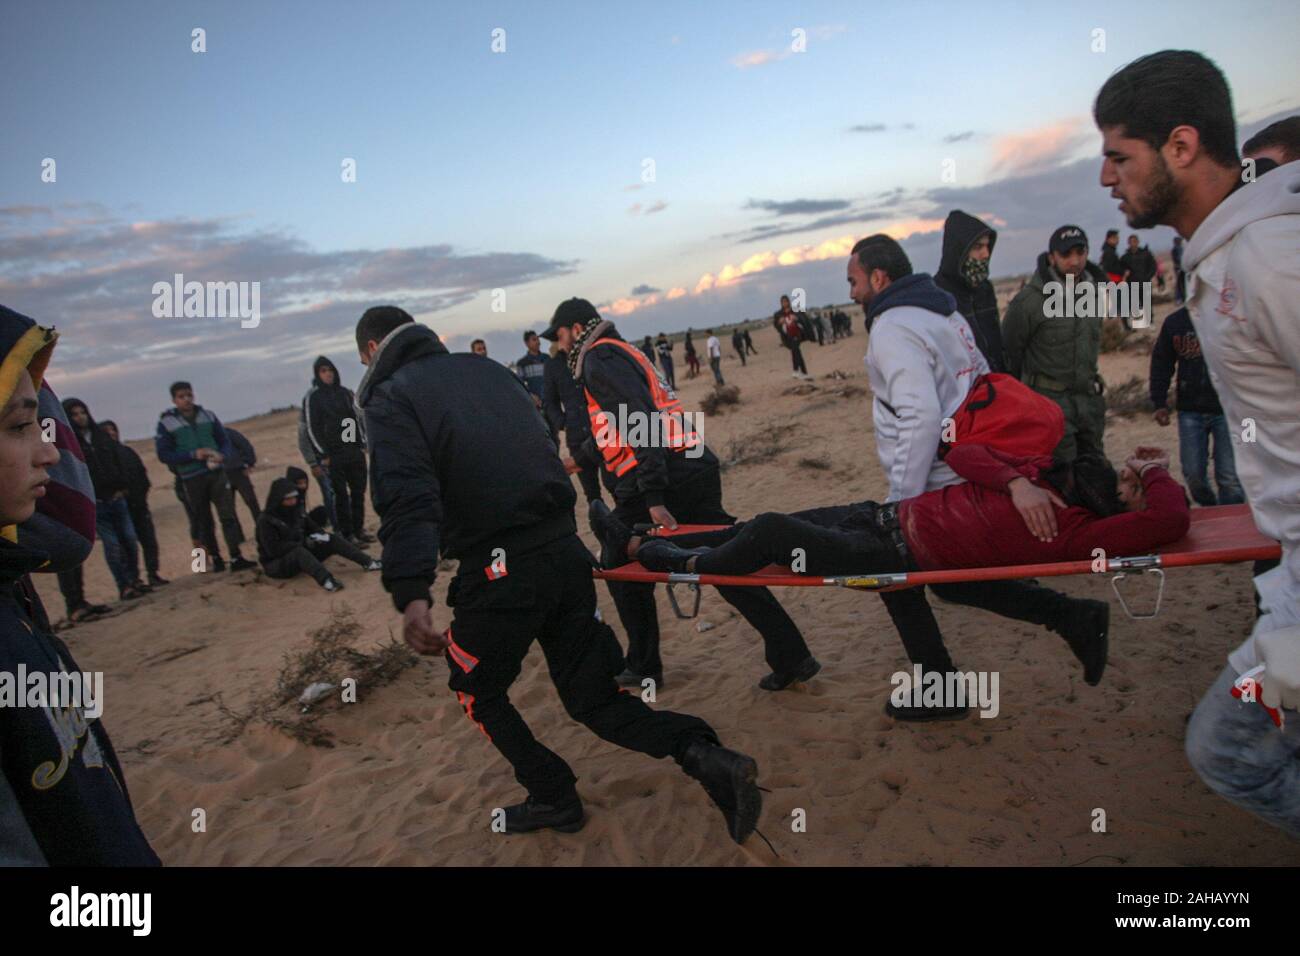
[1049,225,1088,255]
[540,297,600,341]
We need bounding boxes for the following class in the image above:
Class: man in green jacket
[1002,225,1110,462]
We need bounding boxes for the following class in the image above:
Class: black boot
[758,655,821,691]
[680,741,762,844]
[883,696,970,722]
[588,500,631,570]
[616,668,665,690]
[502,796,585,834]
[634,537,709,574]
[1056,599,1109,686]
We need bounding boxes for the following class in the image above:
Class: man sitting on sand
[255,477,380,592]
[596,445,1190,691]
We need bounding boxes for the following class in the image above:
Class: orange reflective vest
[583,338,700,477]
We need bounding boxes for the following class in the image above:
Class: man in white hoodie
[845,235,1111,720]
[1096,50,1300,837]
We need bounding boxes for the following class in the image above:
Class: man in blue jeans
[1149,306,1243,506]
[62,398,147,600]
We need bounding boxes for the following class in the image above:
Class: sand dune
[36,298,1295,866]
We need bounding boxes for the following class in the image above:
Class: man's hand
[1008,477,1066,542]
[562,457,581,475]
[1256,625,1300,713]
[402,600,448,656]
[194,448,215,461]
[1153,408,1171,427]
[649,505,678,530]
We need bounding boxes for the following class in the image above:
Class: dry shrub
[700,385,741,415]
[1105,375,1150,419]
[214,606,419,748]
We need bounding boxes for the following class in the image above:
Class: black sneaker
[148,573,170,587]
[1057,599,1109,686]
[229,556,257,573]
[681,741,762,844]
[588,500,631,569]
[209,555,227,573]
[758,655,821,691]
[322,577,345,593]
[502,796,585,834]
[634,537,708,574]
[883,697,970,722]
[355,530,377,544]
[616,668,664,690]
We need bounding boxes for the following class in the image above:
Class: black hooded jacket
[255,477,324,564]
[357,323,577,612]
[61,399,131,501]
[934,210,1005,373]
[304,356,365,465]
[0,537,160,865]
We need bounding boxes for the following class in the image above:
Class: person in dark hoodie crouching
[355,304,763,843]
[934,209,1006,372]
[0,309,160,865]
[256,477,379,592]
[304,356,373,546]
[62,398,148,600]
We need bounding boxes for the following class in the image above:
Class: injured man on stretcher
[594,443,1191,696]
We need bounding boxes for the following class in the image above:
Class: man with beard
[1002,226,1111,462]
[1095,49,1300,836]
[304,356,373,546]
[934,210,1005,372]
[546,297,817,692]
[354,304,763,843]
[846,234,1108,720]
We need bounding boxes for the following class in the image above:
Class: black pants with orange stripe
[444,533,718,806]
[608,462,811,678]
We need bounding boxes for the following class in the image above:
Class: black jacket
[0,538,160,865]
[575,326,719,509]
[256,477,325,564]
[117,441,152,507]
[357,324,576,611]
[61,399,131,501]
[934,209,1006,373]
[1100,242,1123,276]
[223,427,257,471]
[1149,307,1223,415]
[1121,246,1158,283]
[542,350,588,447]
[772,309,809,347]
[304,356,365,465]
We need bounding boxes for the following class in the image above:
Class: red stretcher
[592,504,1280,621]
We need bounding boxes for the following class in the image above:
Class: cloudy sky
[2,0,1297,436]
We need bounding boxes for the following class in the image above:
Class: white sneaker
[365,560,382,572]
[323,578,345,592]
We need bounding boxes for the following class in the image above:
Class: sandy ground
[34,291,1298,866]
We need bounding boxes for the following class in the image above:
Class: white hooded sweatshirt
[1183,162,1300,674]
[865,287,989,502]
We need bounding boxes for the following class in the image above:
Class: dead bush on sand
[1105,376,1150,419]
[213,606,418,748]
[700,385,740,415]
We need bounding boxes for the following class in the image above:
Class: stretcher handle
[1109,568,1165,620]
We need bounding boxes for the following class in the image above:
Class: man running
[354,304,763,843]
[1095,49,1300,836]
[543,297,817,691]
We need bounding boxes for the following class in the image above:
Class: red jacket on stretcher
[899,444,1191,571]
